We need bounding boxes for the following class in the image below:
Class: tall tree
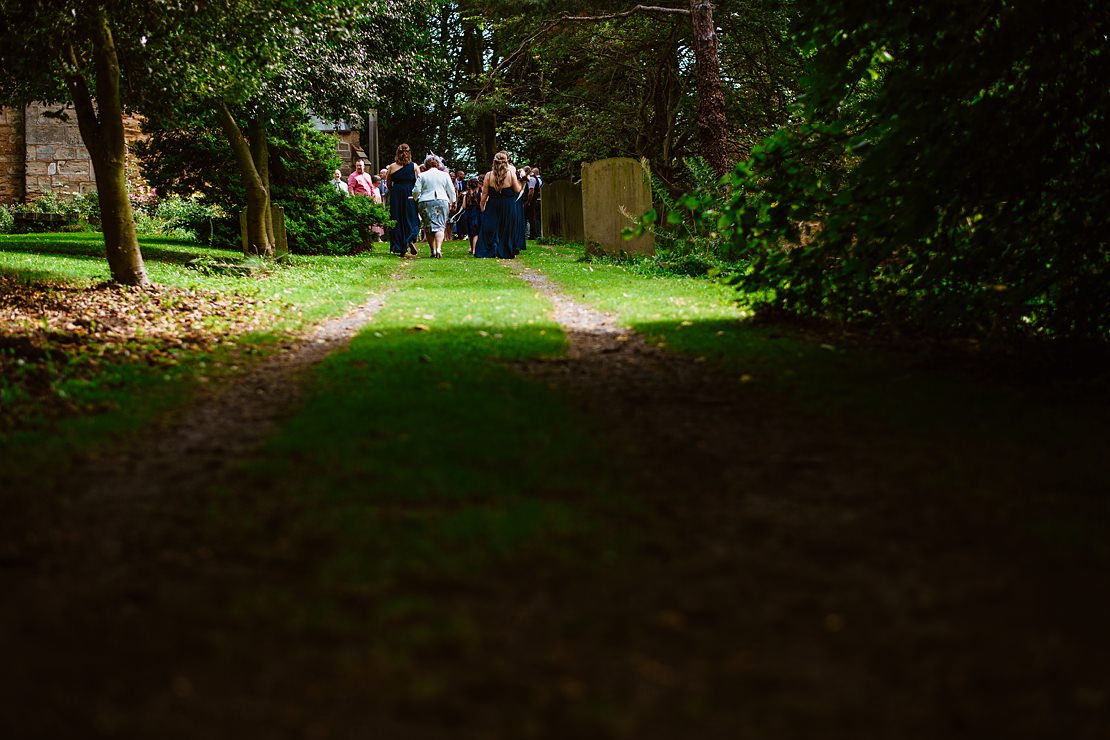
[454,1,797,181]
[0,1,154,284]
[139,0,432,256]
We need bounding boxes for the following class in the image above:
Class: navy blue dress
[389,162,420,255]
[463,193,483,236]
[474,184,524,259]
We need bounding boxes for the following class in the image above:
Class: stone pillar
[540,180,584,243]
[581,157,654,256]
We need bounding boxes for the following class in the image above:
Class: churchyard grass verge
[197,241,638,719]
[522,241,1106,436]
[0,232,402,490]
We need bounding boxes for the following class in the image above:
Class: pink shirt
[348,171,374,196]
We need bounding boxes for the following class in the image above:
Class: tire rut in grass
[85,280,404,501]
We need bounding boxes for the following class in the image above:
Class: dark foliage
[687,0,1109,342]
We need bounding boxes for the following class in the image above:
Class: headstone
[271,205,288,257]
[540,180,584,243]
[581,157,654,256]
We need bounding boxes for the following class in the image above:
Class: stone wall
[0,103,148,204]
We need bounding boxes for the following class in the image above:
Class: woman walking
[386,144,420,256]
[412,155,456,259]
[460,177,483,255]
[474,151,524,259]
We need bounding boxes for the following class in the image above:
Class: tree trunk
[215,103,273,256]
[249,117,275,249]
[464,20,497,167]
[690,0,731,176]
[65,13,148,286]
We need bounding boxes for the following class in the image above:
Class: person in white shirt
[331,169,348,196]
[411,155,457,258]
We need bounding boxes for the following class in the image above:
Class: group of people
[332,144,543,260]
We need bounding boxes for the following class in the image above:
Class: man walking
[526,167,542,239]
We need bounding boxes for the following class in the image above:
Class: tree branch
[564,5,691,22]
[479,5,690,99]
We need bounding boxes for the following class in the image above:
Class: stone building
[311,116,369,177]
[0,103,147,204]
[1,104,367,204]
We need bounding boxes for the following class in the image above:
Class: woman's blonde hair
[491,151,510,185]
[395,143,412,165]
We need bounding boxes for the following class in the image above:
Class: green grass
[197,239,634,723]
[522,241,1108,517]
[0,232,395,326]
[0,231,403,492]
[524,240,829,379]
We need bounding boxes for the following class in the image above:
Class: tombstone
[540,180,584,243]
[239,205,288,257]
[581,157,654,256]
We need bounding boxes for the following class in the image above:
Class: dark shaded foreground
[1,268,1107,740]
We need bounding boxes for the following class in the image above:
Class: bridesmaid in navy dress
[462,177,483,255]
[386,143,420,256]
[474,151,524,259]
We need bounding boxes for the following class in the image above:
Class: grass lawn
[2,234,1107,739]
[0,232,402,490]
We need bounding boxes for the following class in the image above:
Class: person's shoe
[408,243,417,255]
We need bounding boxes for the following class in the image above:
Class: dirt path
[507,262,1109,740]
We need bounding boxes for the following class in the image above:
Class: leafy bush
[0,205,12,234]
[9,192,97,232]
[628,156,732,276]
[280,185,392,255]
[137,118,376,253]
[671,0,1110,343]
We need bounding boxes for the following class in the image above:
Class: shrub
[280,185,392,255]
[0,204,13,234]
[9,192,96,232]
[137,118,376,253]
[627,156,732,277]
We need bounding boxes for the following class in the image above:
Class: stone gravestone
[239,205,288,257]
[540,179,584,243]
[581,157,654,256]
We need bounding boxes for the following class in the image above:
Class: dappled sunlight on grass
[210,240,634,718]
[0,231,405,494]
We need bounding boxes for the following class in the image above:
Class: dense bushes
[665,0,1109,343]
[282,185,391,255]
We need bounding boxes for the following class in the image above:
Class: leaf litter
[0,274,292,433]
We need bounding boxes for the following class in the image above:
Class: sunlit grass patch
[214,239,629,662]
[0,232,403,487]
